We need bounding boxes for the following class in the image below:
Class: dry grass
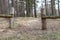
[0,17,60,40]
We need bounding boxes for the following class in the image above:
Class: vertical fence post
[41,18,47,30]
[8,14,14,29]
[9,17,14,29]
[9,18,11,28]
[41,8,47,30]
[9,7,14,28]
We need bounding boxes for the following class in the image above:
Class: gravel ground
[0,17,60,40]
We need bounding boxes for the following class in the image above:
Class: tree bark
[34,0,37,17]
[19,0,25,17]
[51,0,55,16]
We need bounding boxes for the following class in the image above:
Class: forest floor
[0,17,60,40]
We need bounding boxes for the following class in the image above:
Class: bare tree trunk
[58,0,60,16]
[45,0,48,16]
[14,0,19,17]
[19,0,25,17]
[26,0,30,17]
[51,0,55,16]
[34,0,37,17]
[1,0,9,14]
[0,0,2,14]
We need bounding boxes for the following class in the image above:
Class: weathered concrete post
[41,18,47,30]
[41,8,47,30]
[9,7,14,28]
